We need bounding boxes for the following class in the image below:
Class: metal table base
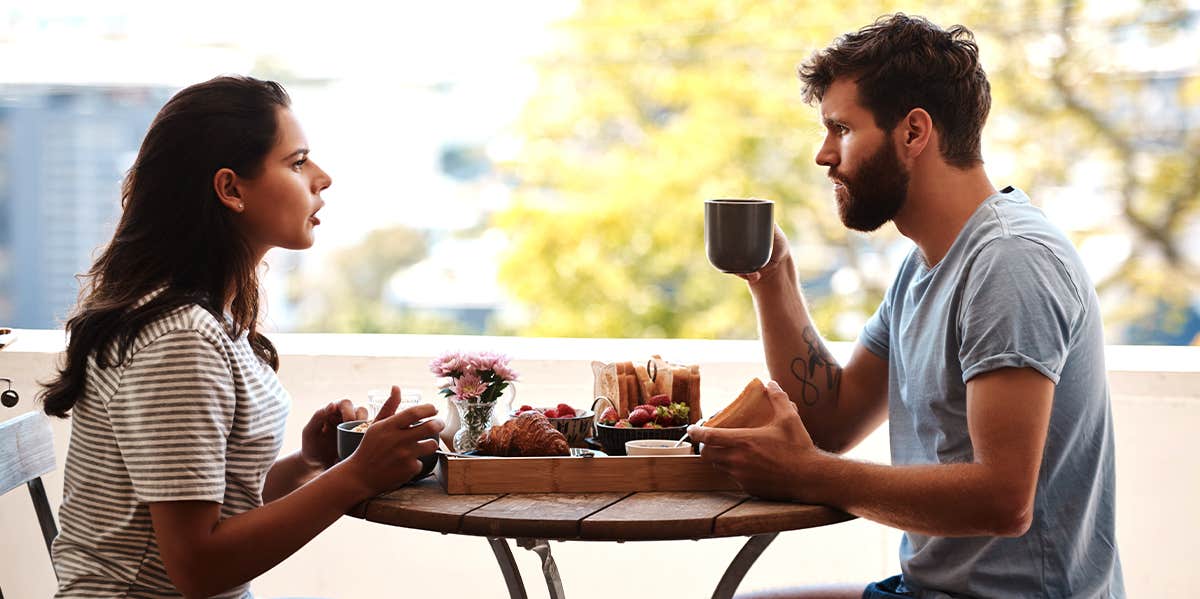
[486,532,779,599]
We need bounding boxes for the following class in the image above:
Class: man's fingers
[374,386,402,421]
[686,424,750,447]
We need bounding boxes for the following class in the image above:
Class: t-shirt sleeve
[958,236,1084,385]
[107,328,236,503]
[860,286,893,360]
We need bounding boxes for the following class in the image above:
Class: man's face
[814,79,910,232]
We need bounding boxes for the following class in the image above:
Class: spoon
[673,419,706,448]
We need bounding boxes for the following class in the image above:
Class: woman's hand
[300,399,367,471]
[344,386,444,496]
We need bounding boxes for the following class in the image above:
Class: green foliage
[494,0,1200,342]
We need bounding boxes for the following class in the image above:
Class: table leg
[486,537,529,599]
[516,538,566,599]
[711,532,779,599]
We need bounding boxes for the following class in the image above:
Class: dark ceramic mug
[704,198,774,274]
[336,419,438,482]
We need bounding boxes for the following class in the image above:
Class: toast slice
[705,378,772,428]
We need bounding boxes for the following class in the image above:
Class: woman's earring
[237,202,244,211]
[1,378,18,408]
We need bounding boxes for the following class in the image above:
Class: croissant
[478,411,570,457]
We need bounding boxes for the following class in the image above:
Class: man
[687,14,1124,599]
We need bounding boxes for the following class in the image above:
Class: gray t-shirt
[859,187,1124,598]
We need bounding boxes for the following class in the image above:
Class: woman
[39,75,443,598]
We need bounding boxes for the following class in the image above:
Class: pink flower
[430,351,469,377]
[454,372,487,400]
[468,351,498,373]
[491,359,519,383]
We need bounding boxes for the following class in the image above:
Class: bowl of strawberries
[591,394,692,456]
[511,403,594,447]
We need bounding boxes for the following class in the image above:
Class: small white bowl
[625,439,694,456]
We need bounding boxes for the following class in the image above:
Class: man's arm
[692,367,1053,537]
[746,226,889,452]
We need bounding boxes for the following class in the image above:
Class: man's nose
[815,139,838,168]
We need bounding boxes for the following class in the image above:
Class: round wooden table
[348,478,855,599]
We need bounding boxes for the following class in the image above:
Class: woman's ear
[899,108,933,160]
[213,168,244,213]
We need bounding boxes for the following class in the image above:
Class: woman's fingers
[374,386,402,421]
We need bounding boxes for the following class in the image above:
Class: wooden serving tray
[436,454,740,495]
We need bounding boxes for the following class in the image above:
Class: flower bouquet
[430,351,519,452]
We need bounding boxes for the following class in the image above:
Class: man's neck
[893,164,997,267]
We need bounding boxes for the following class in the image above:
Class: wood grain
[713,498,855,537]
[0,411,56,495]
[439,454,740,495]
[579,491,748,541]
[353,478,502,534]
[460,492,629,539]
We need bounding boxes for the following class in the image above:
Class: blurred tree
[495,0,1200,342]
[288,226,469,334]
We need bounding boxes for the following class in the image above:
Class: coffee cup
[704,198,774,274]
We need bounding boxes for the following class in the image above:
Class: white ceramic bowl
[624,439,694,456]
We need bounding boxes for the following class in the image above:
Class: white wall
[2,332,1197,598]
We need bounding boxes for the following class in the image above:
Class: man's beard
[831,140,910,232]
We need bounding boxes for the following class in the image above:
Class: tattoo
[789,326,843,407]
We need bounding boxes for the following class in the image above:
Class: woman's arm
[151,396,442,599]
[263,399,366,502]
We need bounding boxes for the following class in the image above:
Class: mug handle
[591,396,616,426]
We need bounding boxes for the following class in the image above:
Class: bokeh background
[2,0,1197,344]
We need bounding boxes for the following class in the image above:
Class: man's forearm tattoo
[789,326,843,407]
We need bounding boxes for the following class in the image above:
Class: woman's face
[236,107,332,255]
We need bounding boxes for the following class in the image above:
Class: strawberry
[643,422,663,429]
[628,409,653,427]
[615,419,633,428]
[599,407,619,425]
[556,403,576,417]
[647,394,671,407]
[518,405,534,413]
[543,408,559,418]
[633,403,656,414]
[654,406,675,426]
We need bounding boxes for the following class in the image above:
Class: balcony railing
[1,331,1196,598]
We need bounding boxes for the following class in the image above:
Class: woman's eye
[292,158,308,171]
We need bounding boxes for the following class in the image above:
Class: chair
[0,410,59,599]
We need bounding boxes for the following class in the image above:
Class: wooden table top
[348,478,854,541]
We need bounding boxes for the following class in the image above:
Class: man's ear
[898,108,934,161]
[213,168,244,213]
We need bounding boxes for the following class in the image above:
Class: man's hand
[739,225,793,286]
[688,380,831,502]
[300,399,367,471]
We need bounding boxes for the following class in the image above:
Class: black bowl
[593,422,690,456]
[336,420,437,482]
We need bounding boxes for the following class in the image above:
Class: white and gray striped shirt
[53,302,289,598]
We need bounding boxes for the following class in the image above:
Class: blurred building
[0,84,172,328]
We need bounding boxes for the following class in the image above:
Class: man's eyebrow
[822,117,846,129]
[283,148,309,160]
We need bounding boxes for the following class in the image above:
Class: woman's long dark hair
[41,75,288,418]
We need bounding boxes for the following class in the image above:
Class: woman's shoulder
[127,302,234,357]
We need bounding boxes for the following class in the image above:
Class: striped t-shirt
[53,302,290,598]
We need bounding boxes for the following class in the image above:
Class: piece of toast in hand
[705,378,772,428]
